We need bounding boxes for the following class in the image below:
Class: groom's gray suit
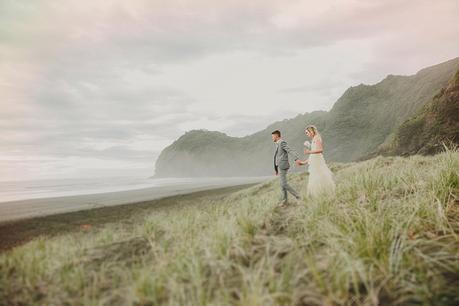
[274,139,300,203]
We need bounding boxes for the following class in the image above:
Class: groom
[272,130,302,206]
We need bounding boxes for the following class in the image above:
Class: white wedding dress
[307,135,336,198]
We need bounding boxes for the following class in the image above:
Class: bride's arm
[305,138,323,154]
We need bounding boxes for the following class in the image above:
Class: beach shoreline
[0,183,260,253]
[0,177,269,223]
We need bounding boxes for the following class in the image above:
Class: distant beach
[0,176,270,223]
[0,184,259,253]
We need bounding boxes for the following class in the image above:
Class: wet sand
[0,177,268,223]
[0,183,260,253]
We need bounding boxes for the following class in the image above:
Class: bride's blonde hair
[305,125,321,140]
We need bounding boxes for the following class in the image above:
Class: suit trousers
[279,168,299,202]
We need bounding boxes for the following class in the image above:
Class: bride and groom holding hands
[272,125,335,207]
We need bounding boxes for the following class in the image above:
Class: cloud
[0,0,458,180]
[2,0,456,64]
[278,79,345,97]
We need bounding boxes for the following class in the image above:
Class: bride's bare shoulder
[313,136,323,147]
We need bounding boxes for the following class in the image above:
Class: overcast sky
[1,0,458,181]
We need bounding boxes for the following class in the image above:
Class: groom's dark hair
[272,130,281,137]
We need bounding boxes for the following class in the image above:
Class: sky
[1,0,458,181]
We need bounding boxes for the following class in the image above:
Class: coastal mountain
[373,70,459,157]
[155,57,459,177]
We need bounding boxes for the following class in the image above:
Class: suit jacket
[274,139,300,172]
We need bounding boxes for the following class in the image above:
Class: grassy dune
[1,150,458,306]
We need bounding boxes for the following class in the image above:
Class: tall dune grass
[1,150,458,305]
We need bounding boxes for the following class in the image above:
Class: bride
[300,125,336,198]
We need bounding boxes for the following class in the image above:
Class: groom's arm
[281,141,300,161]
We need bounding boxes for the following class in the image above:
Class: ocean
[0,175,270,203]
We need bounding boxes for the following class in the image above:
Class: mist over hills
[155,57,459,177]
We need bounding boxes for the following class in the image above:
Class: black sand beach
[0,183,257,253]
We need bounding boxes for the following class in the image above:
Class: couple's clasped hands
[275,159,308,175]
[298,149,314,166]
[297,148,315,166]
[296,159,308,166]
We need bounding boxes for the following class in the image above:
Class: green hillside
[374,70,459,156]
[324,58,459,161]
[155,57,459,177]
[155,111,327,177]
